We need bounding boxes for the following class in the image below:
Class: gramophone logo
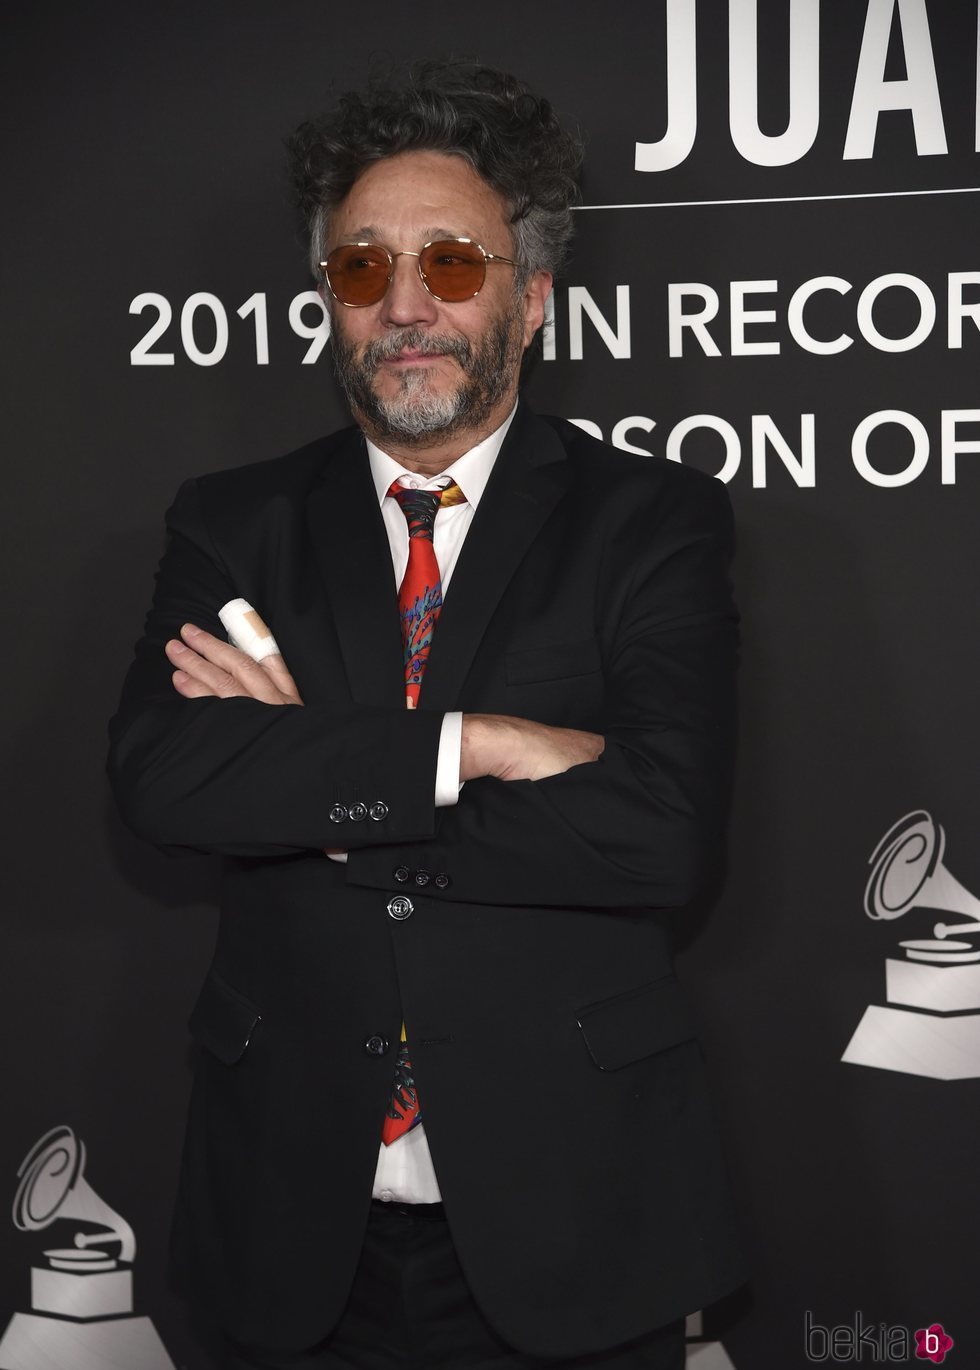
[842,810,980,1081]
[0,1125,175,1370]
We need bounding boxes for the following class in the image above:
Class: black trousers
[223,1201,686,1370]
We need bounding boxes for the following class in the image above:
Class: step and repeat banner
[3,2,978,1367]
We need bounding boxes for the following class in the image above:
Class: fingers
[218,599,281,662]
[165,625,293,704]
[170,667,220,699]
[259,653,304,705]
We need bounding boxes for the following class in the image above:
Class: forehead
[331,150,512,247]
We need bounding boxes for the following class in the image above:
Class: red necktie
[382,477,466,1144]
[388,479,467,709]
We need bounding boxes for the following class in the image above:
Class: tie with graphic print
[388,480,467,708]
[382,477,467,1144]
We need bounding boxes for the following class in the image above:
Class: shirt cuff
[435,712,463,807]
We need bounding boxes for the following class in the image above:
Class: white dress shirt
[347,406,517,1203]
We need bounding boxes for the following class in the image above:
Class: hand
[460,714,605,783]
[165,624,304,706]
[167,626,344,853]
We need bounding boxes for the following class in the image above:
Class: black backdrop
[3,3,979,1367]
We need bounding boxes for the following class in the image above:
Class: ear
[521,270,553,348]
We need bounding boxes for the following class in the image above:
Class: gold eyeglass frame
[319,237,517,307]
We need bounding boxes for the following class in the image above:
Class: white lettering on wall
[568,419,604,440]
[236,293,270,365]
[634,0,972,171]
[856,273,937,352]
[731,280,780,355]
[729,0,820,166]
[566,412,980,487]
[941,410,980,483]
[129,293,175,365]
[947,273,980,348]
[287,292,331,363]
[634,0,697,172]
[611,416,657,455]
[751,414,816,486]
[787,276,853,353]
[844,0,948,159]
[180,293,229,367]
[667,272,970,357]
[567,287,632,359]
[852,409,930,485]
[665,415,742,481]
[668,283,722,357]
[130,292,329,366]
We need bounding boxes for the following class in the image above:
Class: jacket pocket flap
[505,637,601,685]
[188,971,261,1065]
[576,976,696,1071]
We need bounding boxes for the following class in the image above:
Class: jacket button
[369,801,389,821]
[414,870,431,887]
[393,866,410,883]
[434,872,451,889]
[365,1035,389,1056]
[349,801,368,822]
[387,895,414,921]
[329,803,348,824]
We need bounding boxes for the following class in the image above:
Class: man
[109,60,745,1370]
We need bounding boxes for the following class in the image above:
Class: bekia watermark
[805,1311,954,1363]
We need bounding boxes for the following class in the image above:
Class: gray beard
[331,312,523,447]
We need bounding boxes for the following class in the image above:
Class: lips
[362,328,472,371]
[386,349,447,364]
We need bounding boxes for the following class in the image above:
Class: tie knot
[387,480,466,539]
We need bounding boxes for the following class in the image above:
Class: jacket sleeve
[107,478,442,856]
[344,473,738,909]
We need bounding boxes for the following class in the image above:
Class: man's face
[323,150,551,447]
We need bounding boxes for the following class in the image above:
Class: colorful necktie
[382,477,466,1145]
[388,479,467,709]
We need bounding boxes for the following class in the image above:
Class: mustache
[361,327,473,369]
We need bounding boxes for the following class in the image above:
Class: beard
[330,307,524,447]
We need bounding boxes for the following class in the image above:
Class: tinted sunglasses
[320,237,518,307]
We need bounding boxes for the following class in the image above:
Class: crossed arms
[108,468,736,910]
[165,622,605,784]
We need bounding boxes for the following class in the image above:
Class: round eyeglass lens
[327,245,392,306]
[418,241,487,301]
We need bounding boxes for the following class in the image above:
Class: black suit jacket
[108,404,746,1358]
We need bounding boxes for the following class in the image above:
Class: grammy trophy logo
[842,811,980,1080]
[0,1126,175,1370]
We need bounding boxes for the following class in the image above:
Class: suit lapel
[306,429,406,709]
[306,408,571,713]
[419,407,570,712]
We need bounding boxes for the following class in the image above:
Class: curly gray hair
[287,59,583,291]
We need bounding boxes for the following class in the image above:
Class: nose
[379,252,440,329]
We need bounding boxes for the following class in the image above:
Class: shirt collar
[366,404,518,509]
